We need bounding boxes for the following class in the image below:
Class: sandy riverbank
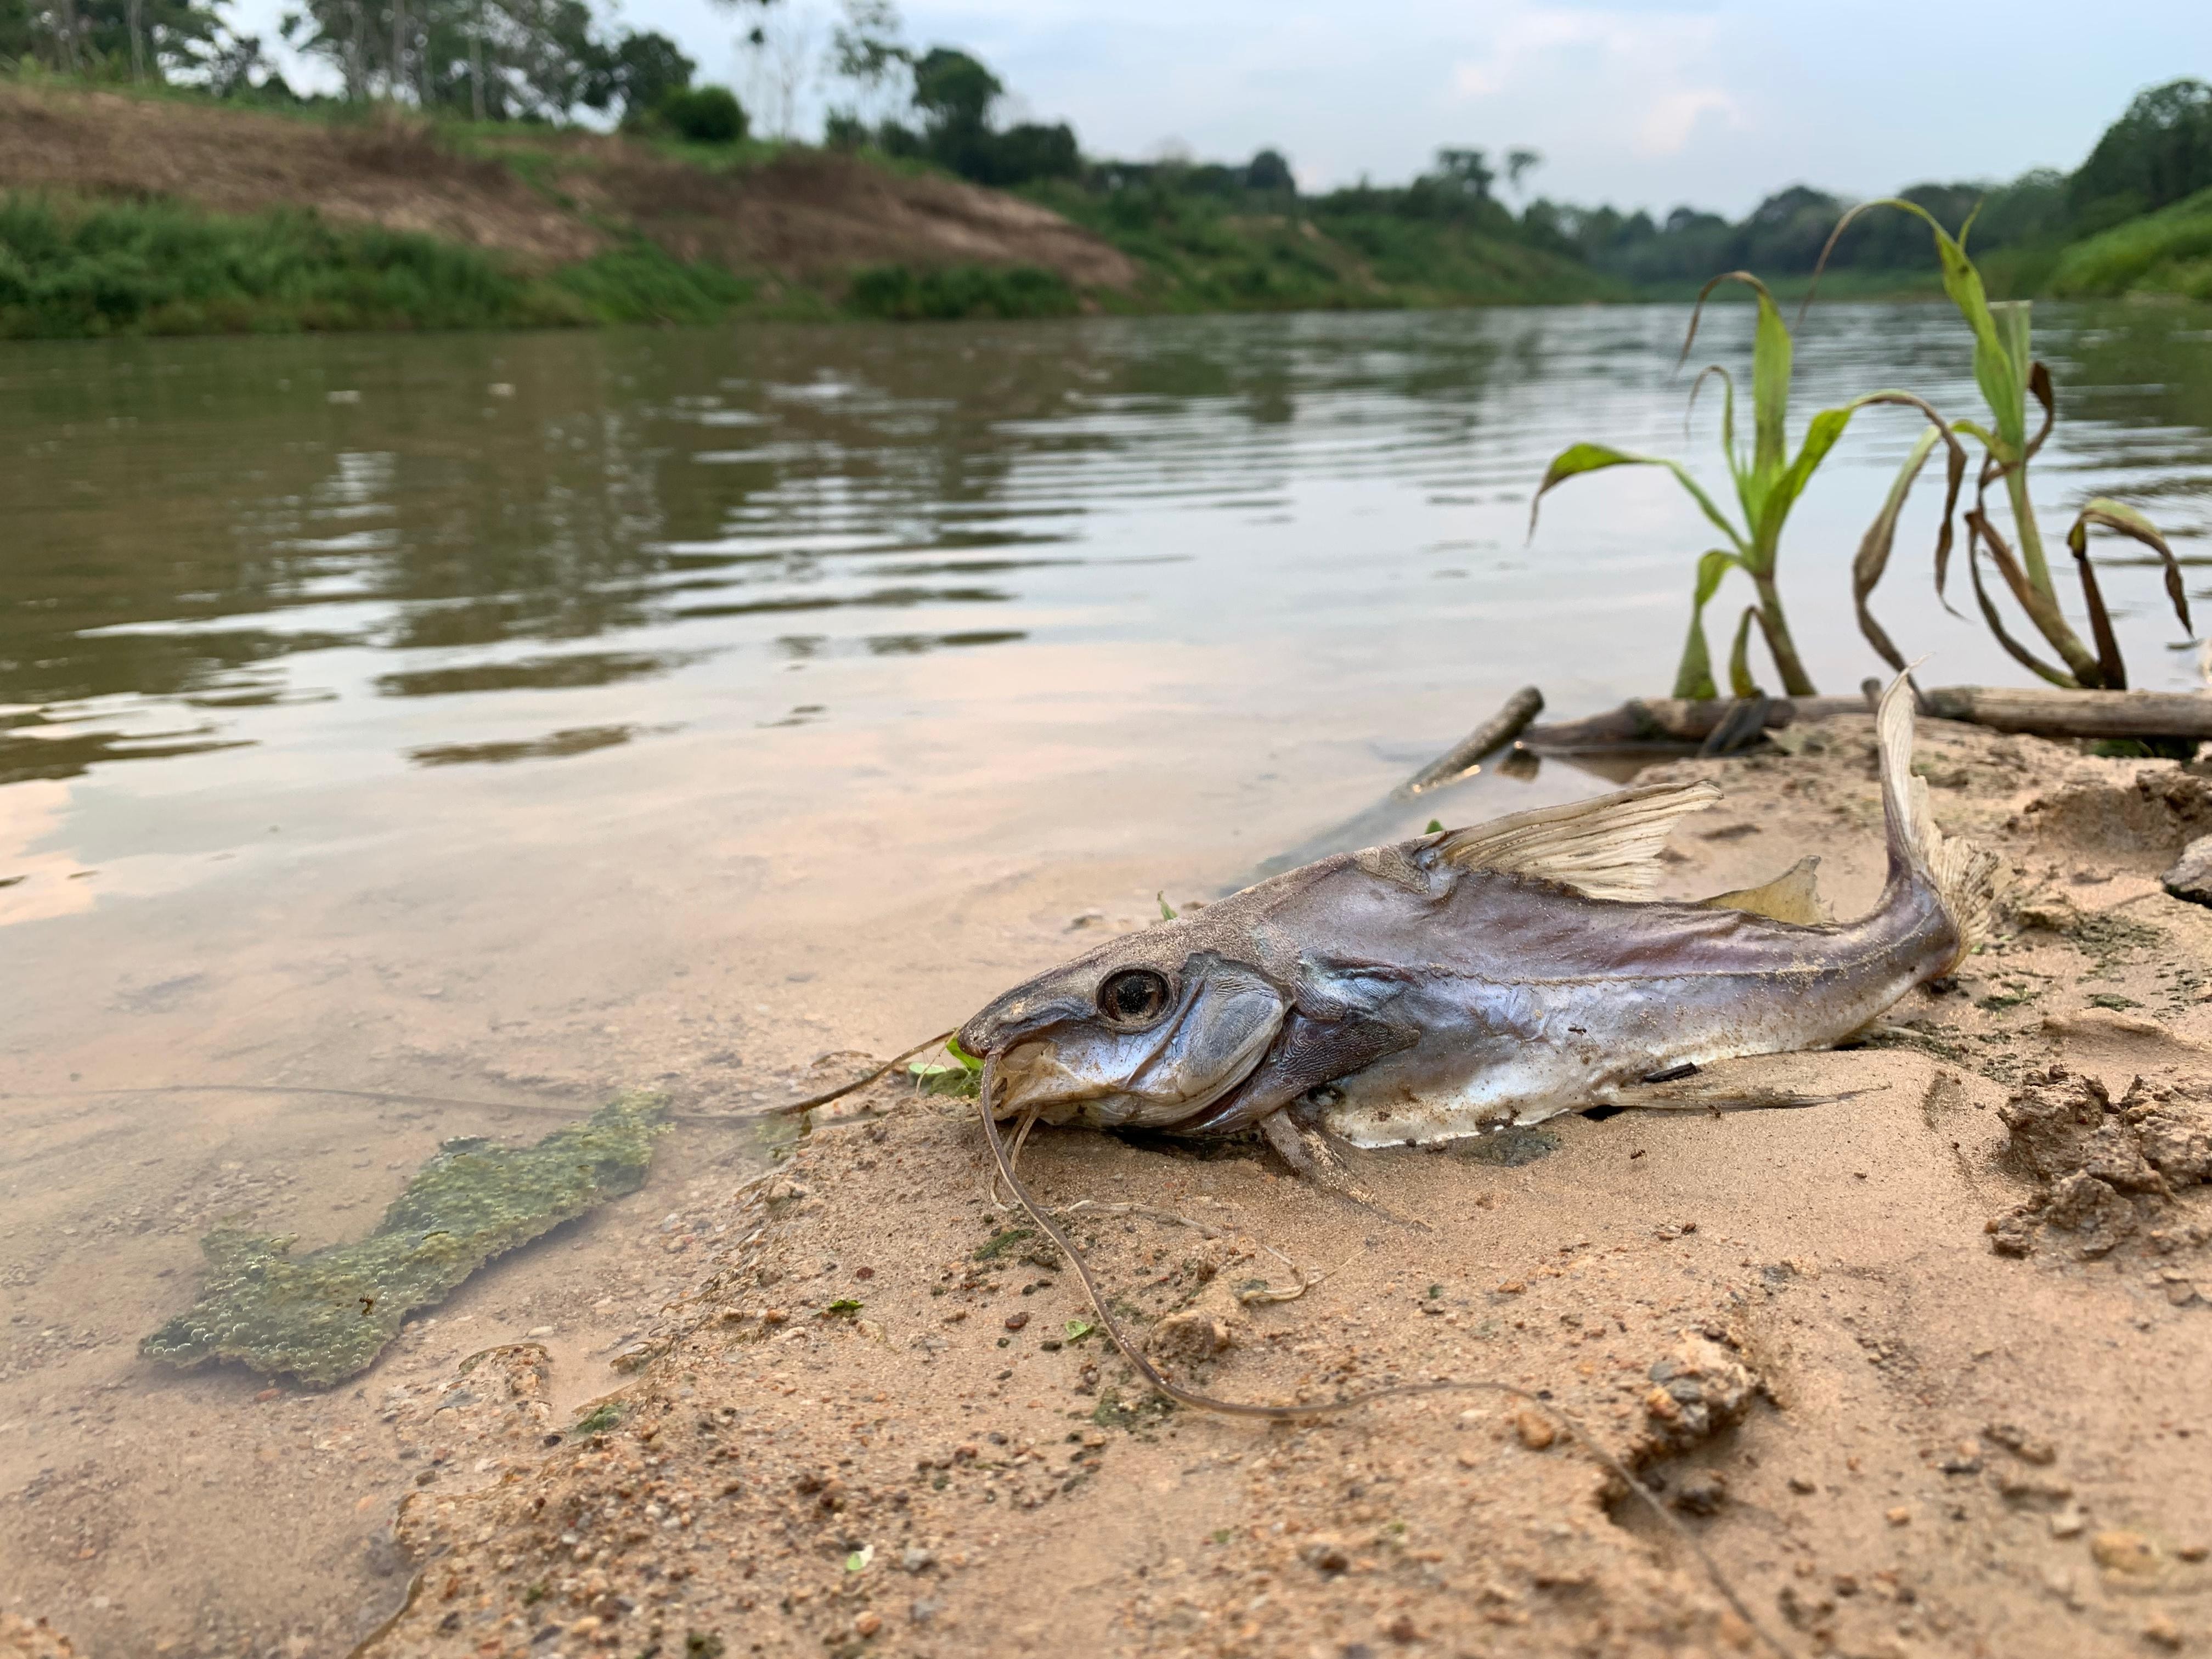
[27,710,2212,1659]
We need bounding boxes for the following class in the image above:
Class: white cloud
[1450,6,1745,159]
[1640,88,1742,157]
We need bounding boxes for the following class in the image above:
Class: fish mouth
[987,1019,1278,1130]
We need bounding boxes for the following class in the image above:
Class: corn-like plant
[1531,273,1952,700]
[1814,201,2193,689]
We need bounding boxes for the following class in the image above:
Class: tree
[1504,146,1542,198]
[3,0,227,79]
[2069,77,2212,229]
[606,29,692,120]
[1245,148,1294,194]
[911,45,999,135]
[828,0,907,128]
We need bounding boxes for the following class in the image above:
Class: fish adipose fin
[1875,672,1999,969]
[1431,778,1722,901]
[1699,856,1831,924]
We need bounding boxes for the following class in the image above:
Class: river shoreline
[188,710,2212,1659]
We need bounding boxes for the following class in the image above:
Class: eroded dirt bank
[0,84,1138,290]
[34,712,2212,1658]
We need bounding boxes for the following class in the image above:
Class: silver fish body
[958,676,1996,1150]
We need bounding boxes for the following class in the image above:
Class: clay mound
[0,84,1139,291]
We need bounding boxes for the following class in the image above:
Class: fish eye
[1097,968,1172,1028]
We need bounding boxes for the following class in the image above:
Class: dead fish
[959,673,1996,1176]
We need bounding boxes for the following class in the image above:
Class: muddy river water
[4,303,2210,1653]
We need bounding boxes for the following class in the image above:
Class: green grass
[0,193,788,337]
[548,241,759,324]
[847,262,1079,320]
[1024,182,1618,311]
[0,192,589,337]
[2050,185,2212,300]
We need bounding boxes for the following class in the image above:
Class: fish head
[958,934,1286,1130]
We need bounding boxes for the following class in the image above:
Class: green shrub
[655,86,747,146]
[548,242,754,323]
[845,263,1079,320]
[2050,185,2212,299]
[0,192,584,338]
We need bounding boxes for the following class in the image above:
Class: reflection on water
[4,306,2208,822]
[2,303,2209,1655]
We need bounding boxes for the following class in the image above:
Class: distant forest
[4,0,2209,303]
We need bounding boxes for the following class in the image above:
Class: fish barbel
[958,674,1997,1161]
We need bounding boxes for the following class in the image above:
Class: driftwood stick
[1525,686,2212,751]
[1914,686,2212,739]
[1396,686,1544,796]
[1523,695,1865,750]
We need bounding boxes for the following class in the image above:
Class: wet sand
[22,711,2201,1658]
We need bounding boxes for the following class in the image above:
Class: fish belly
[1313,962,1918,1150]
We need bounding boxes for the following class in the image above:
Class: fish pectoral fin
[1260,1112,1428,1229]
[1604,1077,1872,1115]
[1697,855,1831,924]
[1430,778,1722,901]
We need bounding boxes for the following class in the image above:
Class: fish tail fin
[1875,670,1997,970]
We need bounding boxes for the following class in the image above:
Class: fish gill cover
[142,1093,669,1387]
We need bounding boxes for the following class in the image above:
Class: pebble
[1887,1506,1912,1527]
[1003,1311,1031,1331]
[1513,1408,1556,1451]
[1985,1423,2058,1465]
[2144,1614,2184,1651]
[2050,1509,2086,1539]
[1672,1471,1728,1515]
[902,1547,934,1573]
[2092,1531,2159,1575]
[1787,1475,1818,1494]
[2161,834,2212,907]
[854,1611,881,1638]
[1302,1536,1351,1573]
[527,1325,556,1338]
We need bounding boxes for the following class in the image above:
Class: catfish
[960,673,1996,1182]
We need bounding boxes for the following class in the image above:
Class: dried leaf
[2068,498,2193,637]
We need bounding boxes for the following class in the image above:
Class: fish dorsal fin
[1431,780,1722,901]
[1698,855,1831,924]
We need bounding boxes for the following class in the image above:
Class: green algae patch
[142,1093,668,1387]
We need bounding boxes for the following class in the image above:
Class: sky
[239,0,2210,218]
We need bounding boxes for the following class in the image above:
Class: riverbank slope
[0,81,1618,337]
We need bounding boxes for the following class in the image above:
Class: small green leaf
[1158,892,1177,921]
[1672,548,1742,701]
[1728,606,1763,699]
[945,1036,985,1074]
[1424,819,1443,834]
[845,1544,873,1572]
[825,1299,863,1316]
[908,1060,978,1098]
[1529,442,1746,555]
[1064,1319,1096,1342]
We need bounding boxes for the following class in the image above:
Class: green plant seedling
[1531,274,1950,699]
[1810,201,2193,687]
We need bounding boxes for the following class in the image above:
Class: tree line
[4,0,2207,286]
[1528,75,2211,284]
[0,0,728,123]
